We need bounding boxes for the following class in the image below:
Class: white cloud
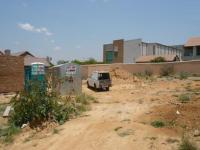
[18,23,53,36]
[54,46,61,51]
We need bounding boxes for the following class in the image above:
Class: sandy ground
[2,77,200,150]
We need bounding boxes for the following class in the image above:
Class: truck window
[98,73,110,80]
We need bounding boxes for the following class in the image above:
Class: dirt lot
[1,76,200,150]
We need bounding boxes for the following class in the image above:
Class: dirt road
[4,78,200,150]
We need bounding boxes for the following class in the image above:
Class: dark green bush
[151,57,166,63]
[151,120,165,128]
[10,82,62,127]
[10,82,92,127]
[1,81,93,143]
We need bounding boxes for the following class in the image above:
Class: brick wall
[81,60,200,79]
[0,56,24,93]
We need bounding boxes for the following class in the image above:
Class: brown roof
[24,56,51,66]
[12,51,34,57]
[136,55,179,63]
[185,37,200,47]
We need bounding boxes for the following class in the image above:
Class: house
[12,51,34,58]
[103,39,182,64]
[182,37,200,61]
[0,49,51,67]
[136,54,180,63]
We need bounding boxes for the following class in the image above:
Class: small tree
[57,60,69,65]
[151,57,166,63]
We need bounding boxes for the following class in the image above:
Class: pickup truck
[87,71,112,91]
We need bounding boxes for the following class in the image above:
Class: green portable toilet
[25,62,46,91]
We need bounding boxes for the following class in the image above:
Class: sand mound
[110,67,139,82]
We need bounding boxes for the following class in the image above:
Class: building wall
[113,39,124,63]
[103,44,114,63]
[0,56,24,93]
[182,46,200,61]
[103,39,183,64]
[123,39,142,63]
[81,61,200,79]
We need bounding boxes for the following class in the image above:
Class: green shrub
[179,72,189,80]
[151,57,166,63]
[151,121,165,128]
[10,82,63,127]
[179,138,197,150]
[160,65,174,76]
[1,81,92,143]
[0,123,21,143]
[10,82,92,127]
[179,94,191,103]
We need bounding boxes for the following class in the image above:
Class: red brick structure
[113,40,124,63]
[0,56,24,93]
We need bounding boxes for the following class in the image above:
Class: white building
[103,39,182,64]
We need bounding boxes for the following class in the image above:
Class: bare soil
[1,76,200,150]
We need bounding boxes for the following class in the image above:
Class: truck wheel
[87,82,90,88]
[106,87,110,91]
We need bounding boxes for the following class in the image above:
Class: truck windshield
[98,73,110,80]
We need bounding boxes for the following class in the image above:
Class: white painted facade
[123,39,142,63]
[123,39,182,63]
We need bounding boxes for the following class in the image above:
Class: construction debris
[3,106,12,117]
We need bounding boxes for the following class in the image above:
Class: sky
[0,0,200,63]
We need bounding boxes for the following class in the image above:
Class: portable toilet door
[24,66,32,90]
[30,62,46,91]
[31,62,45,81]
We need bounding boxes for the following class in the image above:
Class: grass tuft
[179,94,191,103]
[179,138,198,150]
[151,120,165,128]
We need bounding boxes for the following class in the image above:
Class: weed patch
[151,120,165,128]
[179,72,189,80]
[179,94,191,103]
[0,123,21,143]
[179,138,198,150]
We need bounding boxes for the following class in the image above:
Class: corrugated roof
[185,37,200,47]
[24,56,51,66]
[136,55,179,63]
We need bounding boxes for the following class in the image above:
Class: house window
[197,46,200,56]
[184,47,193,56]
